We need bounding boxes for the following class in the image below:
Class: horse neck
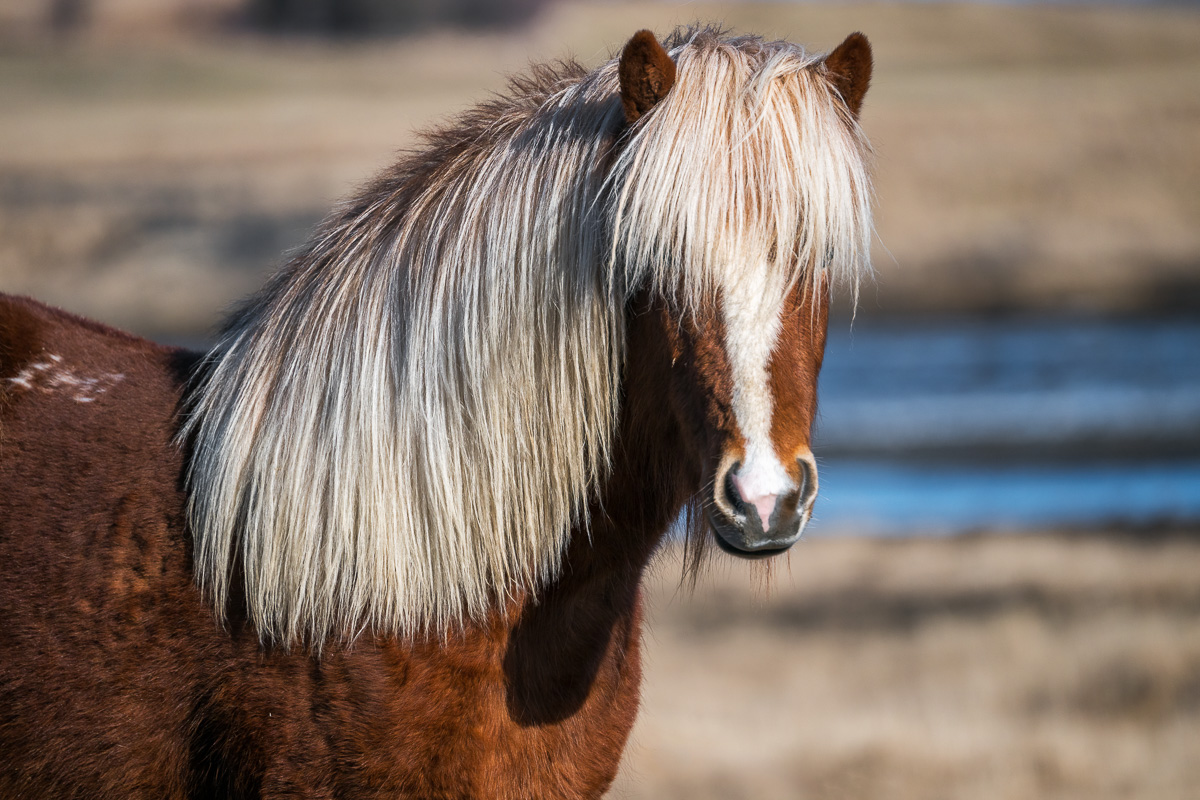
[498,295,691,728]
[561,294,695,587]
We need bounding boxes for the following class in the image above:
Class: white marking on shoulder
[721,263,793,502]
[6,370,34,390]
[3,354,124,403]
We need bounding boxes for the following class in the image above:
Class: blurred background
[2,0,1198,796]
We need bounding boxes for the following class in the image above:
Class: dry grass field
[613,532,1200,799]
[2,2,1199,335]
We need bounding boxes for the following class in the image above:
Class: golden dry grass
[1,2,1199,334]
[612,532,1200,799]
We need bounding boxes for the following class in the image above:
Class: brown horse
[0,27,872,799]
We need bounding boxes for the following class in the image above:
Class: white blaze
[721,264,793,521]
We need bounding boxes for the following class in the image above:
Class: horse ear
[618,30,676,124]
[824,32,872,118]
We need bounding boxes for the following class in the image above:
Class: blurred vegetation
[26,0,554,37]
[246,0,551,34]
[0,2,1198,336]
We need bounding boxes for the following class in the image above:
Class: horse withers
[0,27,872,799]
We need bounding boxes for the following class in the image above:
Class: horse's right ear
[824,32,873,118]
[619,30,676,124]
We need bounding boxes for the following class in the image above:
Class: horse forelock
[182,26,873,647]
[612,28,873,304]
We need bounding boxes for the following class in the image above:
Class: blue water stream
[808,316,1200,534]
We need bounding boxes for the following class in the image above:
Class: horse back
[0,293,209,798]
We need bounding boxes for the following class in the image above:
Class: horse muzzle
[707,452,818,558]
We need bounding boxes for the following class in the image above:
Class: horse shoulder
[0,293,209,797]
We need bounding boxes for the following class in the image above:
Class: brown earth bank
[1,2,1199,335]
[611,530,1200,799]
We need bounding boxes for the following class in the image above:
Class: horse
[0,26,872,799]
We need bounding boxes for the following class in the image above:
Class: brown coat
[0,293,691,799]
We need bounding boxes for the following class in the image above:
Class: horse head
[184,26,873,644]
[613,29,873,557]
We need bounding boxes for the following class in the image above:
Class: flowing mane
[182,26,873,646]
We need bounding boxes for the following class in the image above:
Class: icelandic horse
[0,26,873,799]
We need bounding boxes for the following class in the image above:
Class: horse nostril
[797,452,819,513]
[720,463,745,515]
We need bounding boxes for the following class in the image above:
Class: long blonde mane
[183,26,873,646]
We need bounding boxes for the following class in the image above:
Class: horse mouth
[706,508,799,559]
[710,526,794,559]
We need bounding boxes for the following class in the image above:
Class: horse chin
[707,513,800,560]
[711,532,791,560]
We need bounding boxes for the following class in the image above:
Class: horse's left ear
[824,32,872,118]
[619,30,676,124]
